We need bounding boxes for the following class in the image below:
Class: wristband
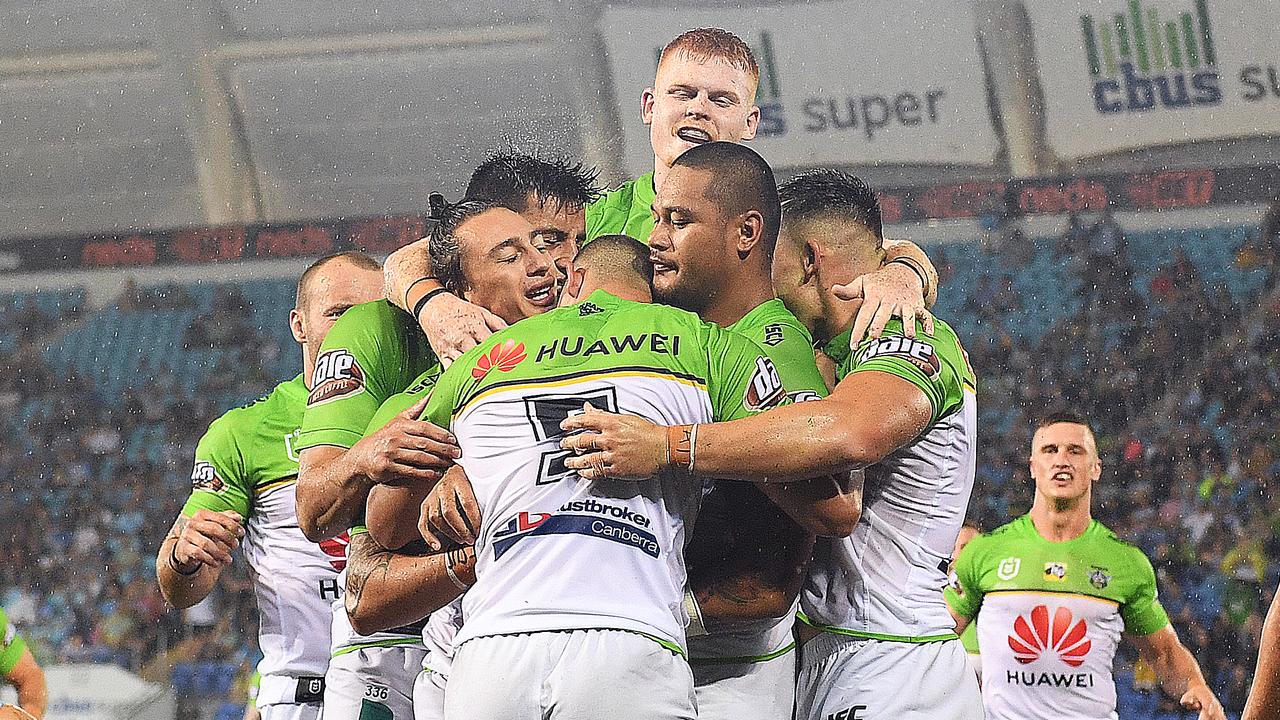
[402,276,437,310]
[169,544,201,576]
[886,257,928,291]
[444,547,474,591]
[412,287,450,321]
[667,424,695,471]
[684,589,708,637]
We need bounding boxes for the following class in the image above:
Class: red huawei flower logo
[1008,605,1092,667]
[472,339,527,380]
[319,531,350,572]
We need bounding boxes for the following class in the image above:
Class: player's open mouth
[1052,471,1073,481]
[650,255,677,276]
[526,280,556,307]
[676,126,712,144]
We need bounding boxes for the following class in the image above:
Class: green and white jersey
[419,290,786,653]
[182,376,344,683]
[585,172,656,244]
[688,299,828,664]
[297,300,440,453]
[801,317,978,642]
[945,515,1170,720]
[0,606,27,675]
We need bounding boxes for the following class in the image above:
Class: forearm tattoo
[345,532,392,614]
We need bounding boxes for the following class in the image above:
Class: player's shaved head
[561,235,653,305]
[658,28,759,97]
[672,141,780,257]
[296,251,381,311]
[780,169,884,246]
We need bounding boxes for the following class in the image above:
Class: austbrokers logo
[1081,0,1222,114]
[1009,605,1092,667]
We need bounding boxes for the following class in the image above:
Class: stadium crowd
[0,208,1274,717]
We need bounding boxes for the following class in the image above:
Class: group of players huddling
[152,27,1231,720]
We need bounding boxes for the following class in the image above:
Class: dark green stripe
[1165,22,1182,69]
[1081,15,1102,75]
[760,31,781,98]
[1182,13,1200,68]
[1115,13,1131,59]
[1196,0,1216,66]
[1129,0,1149,72]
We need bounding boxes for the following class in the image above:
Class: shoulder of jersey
[1091,520,1147,557]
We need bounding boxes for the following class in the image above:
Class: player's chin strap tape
[684,589,708,637]
[666,424,698,472]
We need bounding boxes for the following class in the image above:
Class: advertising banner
[1028,0,1280,158]
[599,0,999,174]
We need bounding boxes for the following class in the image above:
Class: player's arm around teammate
[0,608,47,720]
[342,527,474,636]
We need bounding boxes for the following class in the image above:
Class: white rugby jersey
[417,292,783,653]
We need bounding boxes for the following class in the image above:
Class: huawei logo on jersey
[318,531,350,571]
[1009,605,1092,667]
[473,339,527,380]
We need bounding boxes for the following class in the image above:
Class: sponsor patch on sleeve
[191,460,223,492]
[857,336,941,380]
[308,349,365,406]
[744,356,786,411]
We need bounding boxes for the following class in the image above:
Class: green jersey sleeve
[840,318,975,425]
[364,368,443,435]
[704,324,787,422]
[0,606,27,675]
[945,535,985,619]
[584,173,657,244]
[182,414,251,520]
[298,300,438,450]
[1119,548,1171,636]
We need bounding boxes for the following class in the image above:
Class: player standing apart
[947,415,1224,720]
[157,253,384,720]
[1243,583,1280,719]
[0,606,46,720]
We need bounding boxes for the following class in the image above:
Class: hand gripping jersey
[584,173,656,244]
[945,515,1170,720]
[0,606,27,675]
[295,300,441,657]
[181,376,342,682]
[801,317,977,642]
[687,299,828,665]
[419,290,786,653]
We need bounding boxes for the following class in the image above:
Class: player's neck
[301,345,315,389]
[652,160,668,196]
[1029,495,1092,543]
[704,272,775,326]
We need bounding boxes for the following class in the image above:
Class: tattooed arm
[344,529,476,635]
[155,510,243,608]
[686,484,814,626]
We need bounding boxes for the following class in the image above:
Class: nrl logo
[1089,567,1111,589]
[997,557,1021,581]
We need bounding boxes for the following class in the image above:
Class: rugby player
[382,154,599,363]
[365,232,793,720]
[300,196,571,720]
[1243,586,1280,720]
[946,414,1223,720]
[157,252,384,720]
[562,169,985,720]
[392,29,938,364]
[950,523,983,679]
[0,606,46,719]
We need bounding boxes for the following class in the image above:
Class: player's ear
[802,238,820,285]
[289,308,306,344]
[741,104,761,140]
[560,266,588,306]
[736,211,764,255]
[641,87,656,125]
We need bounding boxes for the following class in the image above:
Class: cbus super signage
[1028,0,1280,158]
[600,0,999,172]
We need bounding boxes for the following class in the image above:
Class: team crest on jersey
[762,323,785,347]
[578,302,603,316]
[318,531,350,572]
[1088,567,1111,589]
[309,349,364,406]
[744,356,786,411]
[997,557,1021,580]
[191,461,223,492]
[473,339,527,380]
[857,336,941,379]
[1044,562,1068,582]
[1008,605,1091,667]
